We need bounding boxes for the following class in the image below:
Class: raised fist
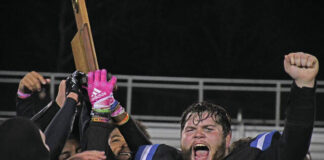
[284,52,319,88]
[18,71,50,93]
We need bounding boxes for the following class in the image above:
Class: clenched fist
[284,52,319,88]
[18,71,50,93]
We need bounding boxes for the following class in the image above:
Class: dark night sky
[1,0,323,80]
[0,1,324,121]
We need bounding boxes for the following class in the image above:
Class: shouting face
[181,112,231,160]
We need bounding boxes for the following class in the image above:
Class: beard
[115,154,132,160]
[181,138,226,160]
[213,140,226,160]
[181,147,192,160]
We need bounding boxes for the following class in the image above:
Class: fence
[1,70,324,159]
[1,70,323,125]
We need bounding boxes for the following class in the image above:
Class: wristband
[93,108,111,114]
[91,116,110,123]
[111,105,125,117]
[91,100,119,114]
[17,90,31,99]
[116,113,129,126]
[110,100,119,112]
[91,110,110,118]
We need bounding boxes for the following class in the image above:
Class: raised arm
[32,80,66,131]
[44,71,85,160]
[281,52,319,159]
[16,71,51,117]
[84,69,151,159]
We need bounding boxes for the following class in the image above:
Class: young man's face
[58,139,81,160]
[108,128,132,160]
[180,112,231,160]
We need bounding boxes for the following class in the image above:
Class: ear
[225,132,232,148]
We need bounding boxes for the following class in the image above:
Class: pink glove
[87,69,118,113]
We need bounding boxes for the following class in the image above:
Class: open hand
[87,69,117,112]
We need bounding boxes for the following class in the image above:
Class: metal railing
[1,70,323,126]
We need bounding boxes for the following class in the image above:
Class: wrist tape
[17,90,31,99]
[111,105,125,117]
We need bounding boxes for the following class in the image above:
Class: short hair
[180,101,231,136]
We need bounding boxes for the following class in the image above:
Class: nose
[194,128,205,139]
[120,141,131,152]
[120,139,129,149]
[122,141,128,147]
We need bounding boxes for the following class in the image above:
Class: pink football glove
[87,69,118,113]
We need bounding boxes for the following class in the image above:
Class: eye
[206,128,214,131]
[205,128,213,132]
[112,138,121,143]
[185,127,195,132]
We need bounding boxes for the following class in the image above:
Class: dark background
[0,0,323,121]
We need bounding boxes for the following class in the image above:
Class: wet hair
[180,101,231,137]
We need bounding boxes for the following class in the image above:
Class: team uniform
[16,91,52,118]
[134,82,316,160]
[16,93,80,159]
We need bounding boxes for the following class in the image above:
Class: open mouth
[193,144,209,160]
[117,152,132,160]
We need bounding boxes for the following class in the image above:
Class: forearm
[45,98,78,160]
[116,114,152,152]
[31,101,60,131]
[282,81,316,159]
[286,81,316,125]
[16,95,37,118]
[84,121,116,159]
